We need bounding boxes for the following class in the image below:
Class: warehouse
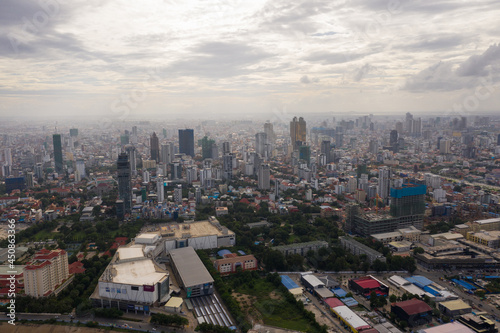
[331,305,374,333]
[349,276,389,298]
[391,299,432,327]
[301,272,325,290]
[438,300,472,318]
[168,247,214,298]
[421,322,474,333]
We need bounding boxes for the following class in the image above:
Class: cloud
[353,64,374,82]
[404,44,500,91]
[305,52,368,65]
[300,75,319,84]
[457,43,500,76]
[165,41,274,78]
[311,31,337,37]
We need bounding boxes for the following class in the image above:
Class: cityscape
[1,1,500,333]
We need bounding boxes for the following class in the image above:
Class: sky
[1,0,500,121]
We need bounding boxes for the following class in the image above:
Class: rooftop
[475,218,500,225]
[168,246,214,287]
[116,246,144,261]
[103,259,167,285]
[439,300,471,311]
[159,219,234,239]
[421,322,474,333]
[393,298,432,315]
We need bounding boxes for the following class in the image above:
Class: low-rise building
[340,236,386,263]
[438,300,472,318]
[274,240,328,257]
[391,299,432,327]
[458,313,498,333]
[213,254,258,275]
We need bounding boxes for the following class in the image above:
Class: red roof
[393,299,432,315]
[239,198,251,204]
[69,261,86,274]
[324,297,344,309]
[353,277,381,289]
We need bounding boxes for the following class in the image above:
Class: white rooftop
[111,259,167,285]
[421,322,474,333]
[332,306,369,330]
[389,275,411,287]
[117,245,144,260]
[475,218,500,225]
[136,233,159,239]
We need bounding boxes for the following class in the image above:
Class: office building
[75,159,86,179]
[440,140,451,154]
[223,153,233,181]
[150,132,160,162]
[24,249,69,298]
[179,129,195,157]
[377,167,391,201]
[264,121,275,143]
[290,116,306,149]
[157,177,164,202]
[200,136,215,159]
[299,145,311,164]
[255,132,267,157]
[117,153,132,214]
[124,145,137,176]
[258,164,270,190]
[26,172,34,188]
[53,134,63,173]
[161,143,174,165]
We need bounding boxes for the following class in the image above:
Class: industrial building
[349,276,389,298]
[413,243,497,269]
[330,305,377,333]
[161,217,235,251]
[168,247,214,298]
[391,299,432,327]
[92,246,170,312]
[281,275,303,297]
[273,240,328,256]
[340,236,386,263]
[421,322,475,333]
[438,300,472,318]
[458,313,498,333]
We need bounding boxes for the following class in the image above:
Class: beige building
[466,231,500,249]
[471,218,500,232]
[24,249,69,297]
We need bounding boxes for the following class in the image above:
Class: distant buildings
[258,164,270,190]
[24,249,69,298]
[339,236,386,263]
[117,153,132,215]
[150,132,160,162]
[273,241,328,257]
[290,116,306,149]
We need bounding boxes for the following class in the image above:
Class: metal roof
[169,247,214,287]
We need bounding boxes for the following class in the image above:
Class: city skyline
[1,0,500,119]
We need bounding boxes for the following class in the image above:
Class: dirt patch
[0,323,109,333]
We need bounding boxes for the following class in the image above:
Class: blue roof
[452,279,476,290]
[332,288,348,298]
[342,297,359,307]
[407,275,433,287]
[485,276,500,279]
[423,285,440,296]
[281,275,299,290]
[237,250,246,256]
[390,183,427,198]
[217,249,232,257]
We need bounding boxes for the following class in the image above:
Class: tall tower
[258,164,270,190]
[255,132,267,157]
[264,121,275,144]
[117,153,132,214]
[157,177,164,202]
[52,134,63,173]
[290,117,306,149]
[179,129,195,157]
[223,153,234,181]
[377,167,391,202]
[150,132,160,162]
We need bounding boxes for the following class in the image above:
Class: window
[105,287,110,292]
[122,289,127,294]
[131,286,139,291]
[117,289,121,293]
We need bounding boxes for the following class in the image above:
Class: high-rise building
[161,143,174,166]
[264,121,275,143]
[186,166,198,184]
[179,129,195,157]
[223,153,234,181]
[390,183,426,218]
[200,136,215,159]
[69,128,78,137]
[26,172,34,188]
[290,117,306,149]
[298,145,311,164]
[117,153,132,214]
[157,177,164,202]
[75,159,86,179]
[150,132,160,162]
[222,141,231,155]
[439,140,451,154]
[34,163,43,180]
[124,145,137,176]
[275,180,280,199]
[390,130,398,146]
[258,164,270,190]
[377,167,391,201]
[24,249,69,298]
[255,132,267,157]
[52,134,63,173]
[174,185,183,204]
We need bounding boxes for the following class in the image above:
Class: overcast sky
[1,0,500,120]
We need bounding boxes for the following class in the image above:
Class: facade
[117,153,132,214]
[390,183,426,218]
[179,129,195,157]
[213,254,258,275]
[273,241,328,257]
[339,236,386,263]
[168,246,214,298]
[349,211,424,237]
[53,134,63,173]
[391,299,432,327]
[24,249,69,297]
[466,231,500,249]
[458,314,497,333]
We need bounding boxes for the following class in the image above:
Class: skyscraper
[222,141,231,155]
[117,153,132,214]
[255,132,267,157]
[200,136,215,159]
[377,167,391,202]
[264,121,275,143]
[179,129,195,157]
[258,164,270,190]
[52,134,63,173]
[75,159,86,178]
[157,177,164,202]
[290,117,306,149]
[124,145,137,176]
[150,132,160,162]
[223,153,234,181]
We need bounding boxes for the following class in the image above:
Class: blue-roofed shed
[218,249,232,257]
[342,297,359,307]
[281,275,299,290]
[423,286,440,296]
[451,279,476,290]
[237,250,246,256]
[332,288,348,298]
